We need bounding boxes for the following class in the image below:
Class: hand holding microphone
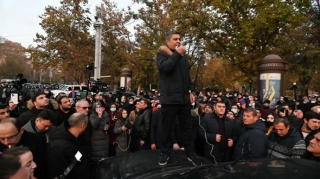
[175,44,185,55]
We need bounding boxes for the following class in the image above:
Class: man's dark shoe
[158,153,170,166]
[187,154,202,166]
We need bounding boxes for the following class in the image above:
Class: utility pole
[93,13,103,81]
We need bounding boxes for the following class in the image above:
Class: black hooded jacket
[233,120,268,160]
[47,122,90,179]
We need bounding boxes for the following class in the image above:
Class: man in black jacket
[131,98,151,152]
[0,118,47,179]
[157,30,200,166]
[233,107,268,160]
[56,96,76,125]
[18,92,59,126]
[198,101,234,163]
[47,113,90,179]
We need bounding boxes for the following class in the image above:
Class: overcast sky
[0,0,139,47]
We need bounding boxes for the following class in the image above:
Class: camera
[277,105,286,113]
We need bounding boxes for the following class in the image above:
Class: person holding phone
[114,109,131,156]
[89,102,110,160]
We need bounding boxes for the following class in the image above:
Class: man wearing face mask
[231,103,243,136]
[276,96,286,105]
[127,97,135,114]
[298,95,311,115]
[260,100,273,121]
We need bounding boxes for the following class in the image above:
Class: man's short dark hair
[231,102,240,110]
[273,118,290,128]
[37,109,57,124]
[244,107,257,116]
[304,111,320,121]
[282,102,295,111]
[214,101,225,106]
[31,92,46,103]
[165,30,180,40]
[57,96,69,105]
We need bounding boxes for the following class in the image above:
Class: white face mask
[129,102,133,104]
[110,108,116,112]
[231,108,238,114]
[311,101,316,103]
[191,102,195,106]
[317,108,320,114]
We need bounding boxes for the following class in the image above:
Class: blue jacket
[157,49,194,105]
[233,120,268,160]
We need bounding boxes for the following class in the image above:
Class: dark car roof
[97,150,320,179]
[96,150,213,179]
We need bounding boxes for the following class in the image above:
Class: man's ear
[20,127,24,135]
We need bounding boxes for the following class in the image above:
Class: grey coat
[114,119,129,156]
[89,111,109,160]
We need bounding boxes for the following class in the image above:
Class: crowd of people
[0,84,319,178]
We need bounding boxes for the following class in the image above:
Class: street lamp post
[60,76,65,84]
[292,82,297,101]
[249,80,253,94]
[93,15,103,81]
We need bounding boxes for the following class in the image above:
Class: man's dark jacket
[56,107,76,125]
[233,120,268,160]
[157,49,193,105]
[0,131,47,179]
[47,122,90,179]
[132,107,151,141]
[233,110,244,136]
[150,108,162,148]
[198,112,234,162]
[267,128,306,158]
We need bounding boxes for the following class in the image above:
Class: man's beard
[61,107,71,112]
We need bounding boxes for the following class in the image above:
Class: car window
[74,87,80,90]
[60,86,68,90]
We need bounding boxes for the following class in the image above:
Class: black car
[96,150,320,179]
